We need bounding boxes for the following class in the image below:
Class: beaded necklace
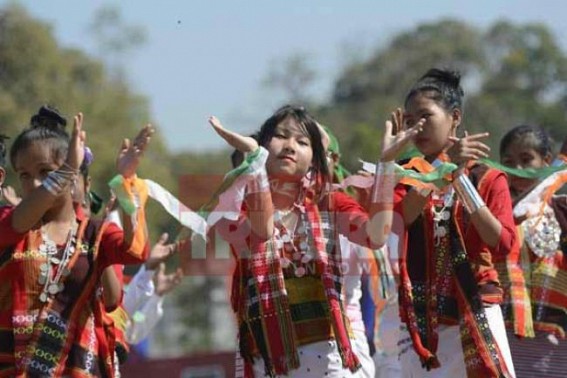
[275,207,314,278]
[37,221,79,303]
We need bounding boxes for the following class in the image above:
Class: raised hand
[116,124,155,178]
[66,113,86,171]
[380,108,424,162]
[145,233,177,271]
[447,131,490,166]
[154,263,183,296]
[208,116,258,153]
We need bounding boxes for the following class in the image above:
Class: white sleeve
[125,293,164,345]
[123,265,155,316]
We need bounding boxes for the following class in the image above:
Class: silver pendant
[441,211,450,221]
[435,226,447,238]
[281,234,291,243]
[39,263,50,272]
[294,267,306,277]
[50,257,61,265]
[38,274,47,285]
[39,292,48,303]
[301,254,312,264]
[280,257,291,268]
[48,283,59,295]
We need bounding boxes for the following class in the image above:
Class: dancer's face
[265,116,313,181]
[404,92,460,158]
[501,139,549,195]
[13,142,64,199]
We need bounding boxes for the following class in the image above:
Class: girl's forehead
[405,93,439,111]
[504,136,541,154]
[15,142,58,169]
[276,117,308,136]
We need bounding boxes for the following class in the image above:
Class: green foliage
[311,19,567,166]
[0,3,174,240]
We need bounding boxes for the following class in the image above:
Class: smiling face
[14,141,65,199]
[404,92,461,159]
[265,116,313,181]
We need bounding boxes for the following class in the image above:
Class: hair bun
[30,105,67,130]
[422,68,462,92]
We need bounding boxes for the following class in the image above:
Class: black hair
[500,124,554,160]
[405,68,464,112]
[257,105,329,185]
[0,134,8,167]
[10,105,69,168]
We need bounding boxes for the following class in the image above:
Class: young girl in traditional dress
[395,69,517,377]
[499,125,567,377]
[208,104,420,377]
[0,106,153,377]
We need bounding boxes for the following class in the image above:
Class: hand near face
[208,116,258,153]
[66,113,86,171]
[380,108,424,162]
[447,131,490,166]
[116,124,155,178]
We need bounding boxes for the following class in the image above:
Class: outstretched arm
[208,116,274,241]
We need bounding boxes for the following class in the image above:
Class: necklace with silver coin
[38,221,78,303]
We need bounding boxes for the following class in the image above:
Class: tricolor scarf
[398,158,513,378]
[236,191,360,376]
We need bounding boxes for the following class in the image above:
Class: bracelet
[413,186,432,198]
[247,167,270,194]
[42,167,77,196]
[371,161,396,203]
[452,172,486,214]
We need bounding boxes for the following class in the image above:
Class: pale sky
[6,0,567,152]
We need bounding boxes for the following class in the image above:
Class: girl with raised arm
[0,106,153,377]
[208,104,419,377]
[395,69,517,377]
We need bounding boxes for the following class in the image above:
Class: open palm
[116,124,155,178]
[380,108,424,162]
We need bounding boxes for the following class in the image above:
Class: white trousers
[252,337,371,378]
[398,305,516,378]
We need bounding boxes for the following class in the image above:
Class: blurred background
[1,0,567,376]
